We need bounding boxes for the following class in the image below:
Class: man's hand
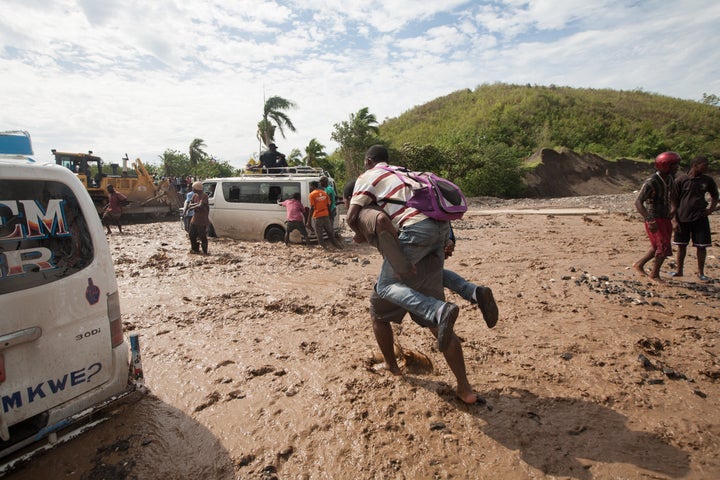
[346,203,362,237]
[352,232,368,244]
[444,240,455,259]
[647,219,659,232]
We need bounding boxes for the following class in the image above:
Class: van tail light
[107,291,124,348]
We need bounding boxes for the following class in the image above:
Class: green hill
[378,83,720,197]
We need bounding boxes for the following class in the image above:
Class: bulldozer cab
[52,150,104,188]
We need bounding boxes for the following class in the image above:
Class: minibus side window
[0,180,94,295]
[221,182,302,204]
[279,183,301,202]
[268,186,281,203]
[227,184,240,202]
[203,182,217,198]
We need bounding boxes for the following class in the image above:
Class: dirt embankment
[524,148,650,198]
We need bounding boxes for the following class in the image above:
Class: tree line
[152,83,720,198]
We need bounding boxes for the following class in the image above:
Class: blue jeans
[376,218,450,327]
[443,269,477,302]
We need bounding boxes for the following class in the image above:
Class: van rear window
[0,180,94,294]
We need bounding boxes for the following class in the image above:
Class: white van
[203,167,340,242]
[0,131,139,464]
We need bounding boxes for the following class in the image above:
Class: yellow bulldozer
[52,149,182,216]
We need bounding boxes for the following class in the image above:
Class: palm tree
[304,138,327,167]
[189,138,207,168]
[256,96,297,148]
[350,107,379,139]
[331,107,380,177]
[255,120,275,147]
[286,148,303,166]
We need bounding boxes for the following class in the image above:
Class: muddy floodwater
[6,195,720,479]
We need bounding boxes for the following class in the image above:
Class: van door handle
[0,327,42,351]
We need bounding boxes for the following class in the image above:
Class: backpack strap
[375,165,416,205]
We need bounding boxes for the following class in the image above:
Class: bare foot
[456,386,483,405]
[372,362,402,376]
[648,276,666,284]
[632,263,647,278]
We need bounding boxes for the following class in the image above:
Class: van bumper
[0,341,137,466]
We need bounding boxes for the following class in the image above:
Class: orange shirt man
[307,180,342,249]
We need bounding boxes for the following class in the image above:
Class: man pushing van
[187,181,210,255]
[307,181,343,250]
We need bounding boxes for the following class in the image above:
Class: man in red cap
[633,151,681,282]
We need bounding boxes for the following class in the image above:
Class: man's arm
[346,203,367,243]
[188,193,206,211]
[669,197,677,225]
[634,193,658,232]
[634,195,649,220]
[706,180,719,215]
[708,196,719,215]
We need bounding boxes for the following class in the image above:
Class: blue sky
[2,0,719,170]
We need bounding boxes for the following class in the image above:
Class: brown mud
[6,194,720,479]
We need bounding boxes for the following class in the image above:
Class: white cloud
[1,0,719,169]
[394,25,467,55]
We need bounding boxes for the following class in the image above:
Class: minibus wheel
[265,225,285,243]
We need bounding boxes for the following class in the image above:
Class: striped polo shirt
[350,163,428,228]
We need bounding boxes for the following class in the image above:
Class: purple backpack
[379,166,467,221]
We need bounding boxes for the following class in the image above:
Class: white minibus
[203,167,340,242]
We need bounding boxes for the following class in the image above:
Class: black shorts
[673,217,712,247]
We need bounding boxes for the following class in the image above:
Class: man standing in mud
[102,184,128,235]
[347,145,493,405]
[672,156,718,282]
[320,176,337,226]
[187,181,210,255]
[633,151,681,283]
[279,192,310,246]
[307,180,342,250]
